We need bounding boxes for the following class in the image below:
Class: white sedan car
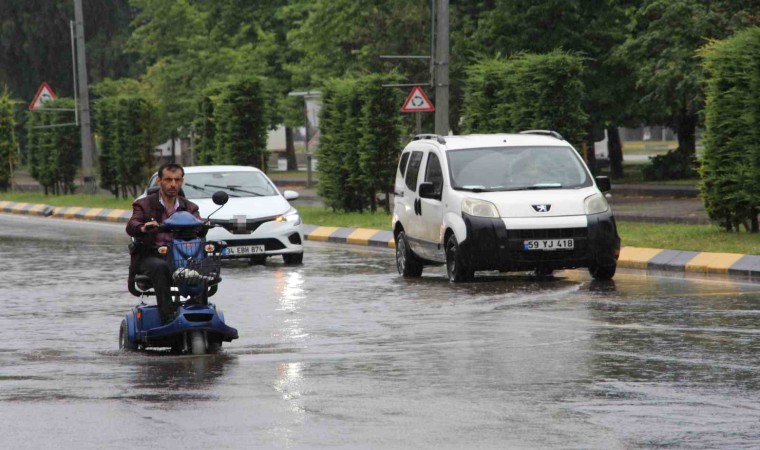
[144,165,304,264]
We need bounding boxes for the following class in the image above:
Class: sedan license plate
[523,238,574,251]
[225,244,265,256]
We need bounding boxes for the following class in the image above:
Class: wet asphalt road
[0,213,759,449]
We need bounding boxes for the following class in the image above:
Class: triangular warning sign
[30,82,57,111]
[401,86,435,112]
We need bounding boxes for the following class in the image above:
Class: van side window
[424,152,443,198]
[398,152,410,178]
[405,151,424,191]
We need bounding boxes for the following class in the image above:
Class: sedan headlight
[276,208,301,225]
[462,198,500,218]
[584,193,609,215]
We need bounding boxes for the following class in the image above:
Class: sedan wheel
[283,252,304,265]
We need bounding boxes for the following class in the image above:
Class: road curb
[0,200,54,217]
[5,204,760,282]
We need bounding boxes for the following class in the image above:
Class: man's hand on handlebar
[140,221,159,233]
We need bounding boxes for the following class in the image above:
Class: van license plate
[523,239,574,251]
[225,245,265,256]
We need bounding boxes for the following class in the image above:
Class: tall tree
[466,0,636,172]
[617,0,760,157]
[0,0,137,101]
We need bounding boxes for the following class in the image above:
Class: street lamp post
[74,0,95,193]
[287,90,321,188]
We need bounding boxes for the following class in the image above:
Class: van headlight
[276,208,301,225]
[462,198,500,218]
[584,193,609,214]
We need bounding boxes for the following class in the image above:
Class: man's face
[158,168,184,198]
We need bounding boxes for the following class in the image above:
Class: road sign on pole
[401,86,435,112]
[29,82,57,110]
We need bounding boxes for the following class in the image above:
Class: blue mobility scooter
[120,190,238,355]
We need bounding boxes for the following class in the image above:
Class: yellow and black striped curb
[3,202,760,281]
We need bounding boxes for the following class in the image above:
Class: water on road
[1,214,758,449]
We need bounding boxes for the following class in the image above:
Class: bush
[642,149,697,181]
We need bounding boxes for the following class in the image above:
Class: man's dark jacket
[126,193,202,273]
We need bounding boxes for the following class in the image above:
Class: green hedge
[317,74,406,212]
[700,27,760,232]
[197,76,269,169]
[95,95,159,198]
[26,98,80,194]
[462,51,588,149]
[0,91,19,191]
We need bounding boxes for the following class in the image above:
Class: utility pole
[74,0,95,193]
[434,0,450,136]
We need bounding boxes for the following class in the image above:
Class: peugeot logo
[532,204,551,213]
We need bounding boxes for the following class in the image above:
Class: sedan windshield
[182,171,278,199]
[447,146,592,191]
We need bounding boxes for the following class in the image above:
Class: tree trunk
[675,113,697,156]
[583,129,597,176]
[607,126,624,179]
[285,126,297,171]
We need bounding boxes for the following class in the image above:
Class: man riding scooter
[126,163,205,324]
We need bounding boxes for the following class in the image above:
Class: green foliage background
[0,90,19,191]
[700,26,760,232]
[25,98,80,194]
[95,94,159,198]
[462,51,588,149]
[318,74,406,212]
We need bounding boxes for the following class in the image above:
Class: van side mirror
[418,182,439,199]
[595,175,611,193]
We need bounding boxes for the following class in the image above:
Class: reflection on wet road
[1,214,758,449]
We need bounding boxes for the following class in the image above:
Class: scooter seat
[134,274,153,291]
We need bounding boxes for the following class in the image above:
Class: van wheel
[446,235,474,282]
[589,262,616,280]
[396,231,423,277]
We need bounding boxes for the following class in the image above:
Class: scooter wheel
[119,319,138,351]
[189,331,206,355]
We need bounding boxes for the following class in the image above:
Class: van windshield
[447,146,592,191]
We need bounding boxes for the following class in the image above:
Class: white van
[392,131,620,282]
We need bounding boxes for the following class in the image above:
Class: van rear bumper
[461,211,620,272]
